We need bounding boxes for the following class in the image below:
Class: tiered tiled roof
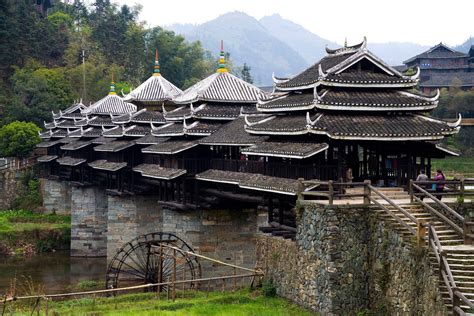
[275,38,418,91]
[163,106,192,121]
[133,164,186,180]
[142,140,198,155]
[199,117,265,146]
[88,160,127,172]
[196,169,312,196]
[36,140,61,148]
[174,72,264,104]
[60,140,92,151]
[94,141,135,152]
[37,155,58,162]
[241,142,328,159]
[404,43,469,64]
[245,113,460,140]
[135,135,169,145]
[131,110,166,124]
[56,157,87,166]
[124,75,182,104]
[82,94,137,115]
[192,104,241,120]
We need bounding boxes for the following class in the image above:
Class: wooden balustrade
[410,181,474,244]
[428,224,474,314]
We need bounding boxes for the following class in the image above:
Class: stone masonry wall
[70,186,108,257]
[257,204,447,315]
[161,208,267,279]
[0,169,21,210]
[41,178,71,215]
[107,195,162,259]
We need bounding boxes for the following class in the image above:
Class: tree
[0,121,41,157]
[239,63,253,84]
[6,62,76,125]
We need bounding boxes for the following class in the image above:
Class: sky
[110,0,473,46]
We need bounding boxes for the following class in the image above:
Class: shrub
[261,278,276,297]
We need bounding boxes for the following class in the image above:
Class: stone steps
[373,201,474,313]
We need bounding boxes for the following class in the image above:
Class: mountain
[167,12,308,85]
[454,37,474,53]
[259,14,337,65]
[168,12,472,86]
[368,42,430,65]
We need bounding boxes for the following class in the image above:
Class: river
[0,251,106,296]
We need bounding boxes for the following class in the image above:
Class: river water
[0,251,106,296]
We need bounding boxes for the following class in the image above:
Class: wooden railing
[0,157,37,171]
[298,180,369,205]
[428,224,474,315]
[410,181,474,245]
[410,179,474,202]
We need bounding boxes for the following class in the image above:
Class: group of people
[416,169,446,200]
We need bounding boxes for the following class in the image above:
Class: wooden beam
[203,188,264,204]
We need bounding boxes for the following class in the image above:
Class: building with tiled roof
[403,43,474,93]
[36,38,461,234]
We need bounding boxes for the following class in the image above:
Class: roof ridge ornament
[306,112,321,126]
[405,66,420,80]
[217,40,228,73]
[447,113,462,128]
[109,72,117,95]
[318,64,326,79]
[153,48,161,76]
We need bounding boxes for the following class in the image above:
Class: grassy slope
[0,210,70,254]
[432,157,474,177]
[0,210,70,233]
[8,290,315,316]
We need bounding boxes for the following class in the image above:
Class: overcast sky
[111,0,473,46]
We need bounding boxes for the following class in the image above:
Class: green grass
[0,210,71,254]
[0,210,70,233]
[432,157,474,177]
[5,289,316,316]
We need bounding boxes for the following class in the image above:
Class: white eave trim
[195,176,240,186]
[237,184,296,196]
[241,144,328,159]
[314,103,438,112]
[435,144,460,156]
[141,143,198,155]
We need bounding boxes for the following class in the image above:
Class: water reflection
[0,251,106,295]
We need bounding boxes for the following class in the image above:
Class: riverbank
[4,289,315,315]
[0,210,70,255]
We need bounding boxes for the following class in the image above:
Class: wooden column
[278,198,284,225]
[427,158,432,178]
[396,153,401,186]
[268,195,274,223]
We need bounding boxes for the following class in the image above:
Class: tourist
[434,169,446,200]
[416,170,428,200]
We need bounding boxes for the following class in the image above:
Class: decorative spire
[344,37,347,48]
[217,40,228,73]
[109,72,116,95]
[153,48,161,76]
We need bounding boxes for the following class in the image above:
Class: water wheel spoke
[106,232,201,291]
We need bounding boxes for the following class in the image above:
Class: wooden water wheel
[105,232,201,291]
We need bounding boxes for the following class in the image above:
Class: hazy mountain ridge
[167,12,473,85]
[168,12,308,85]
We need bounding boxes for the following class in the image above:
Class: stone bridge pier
[42,179,267,274]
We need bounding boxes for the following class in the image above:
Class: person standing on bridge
[416,170,429,200]
[434,169,446,200]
